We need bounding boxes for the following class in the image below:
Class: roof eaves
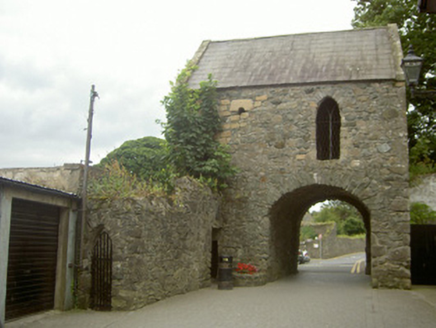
[0,176,79,199]
[214,78,399,91]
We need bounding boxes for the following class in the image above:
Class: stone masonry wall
[78,177,219,310]
[215,81,410,289]
[303,222,365,259]
[0,164,83,194]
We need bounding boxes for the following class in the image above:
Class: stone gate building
[188,25,410,289]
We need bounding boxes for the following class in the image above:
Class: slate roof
[188,25,403,89]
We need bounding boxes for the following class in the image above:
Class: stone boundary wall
[328,235,365,258]
[78,177,220,311]
[303,222,365,259]
[0,164,83,194]
[410,174,436,211]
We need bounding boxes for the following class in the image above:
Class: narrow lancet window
[316,97,341,160]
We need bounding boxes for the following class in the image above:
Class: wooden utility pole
[79,84,99,265]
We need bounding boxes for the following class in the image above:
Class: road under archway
[268,184,370,281]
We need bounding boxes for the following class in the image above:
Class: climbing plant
[160,64,238,190]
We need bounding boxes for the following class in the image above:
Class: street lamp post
[401,45,424,98]
[401,45,436,98]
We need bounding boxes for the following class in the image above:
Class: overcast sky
[0,0,356,168]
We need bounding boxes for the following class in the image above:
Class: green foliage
[98,136,167,181]
[409,137,436,181]
[352,0,436,171]
[94,65,237,195]
[312,205,338,223]
[342,217,366,236]
[410,202,436,224]
[338,233,365,239]
[160,63,238,191]
[88,160,166,200]
[300,225,317,242]
[312,200,365,236]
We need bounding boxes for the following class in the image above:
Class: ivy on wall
[160,64,238,190]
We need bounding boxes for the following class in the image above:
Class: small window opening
[238,107,246,115]
[316,97,341,160]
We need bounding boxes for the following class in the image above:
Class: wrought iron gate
[91,231,113,311]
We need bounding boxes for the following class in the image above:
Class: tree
[98,136,167,181]
[342,217,366,236]
[352,0,436,175]
[300,225,317,242]
[312,200,365,236]
[95,66,237,193]
[410,202,436,224]
[160,64,237,190]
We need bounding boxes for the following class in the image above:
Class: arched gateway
[188,25,410,289]
[269,184,371,279]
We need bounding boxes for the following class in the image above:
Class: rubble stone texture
[78,178,219,310]
[188,25,411,289]
[214,82,410,289]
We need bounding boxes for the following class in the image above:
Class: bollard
[218,255,233,290]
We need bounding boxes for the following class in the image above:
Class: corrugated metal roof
[0,176,79,199]
[188,26,403,88]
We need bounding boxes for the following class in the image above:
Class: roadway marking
[351,259,365,274]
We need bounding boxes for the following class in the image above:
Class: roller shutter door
[6,199,60,320]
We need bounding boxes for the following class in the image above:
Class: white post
[0,187,12,328]
[319,234,323,259]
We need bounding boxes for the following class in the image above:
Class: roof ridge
[207,26,389,44]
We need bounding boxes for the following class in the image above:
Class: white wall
[410,174,436,211]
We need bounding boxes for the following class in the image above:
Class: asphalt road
[301,252,367,273]
[6,253,436,328]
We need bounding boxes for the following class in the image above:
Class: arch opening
[269,184,370,281]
